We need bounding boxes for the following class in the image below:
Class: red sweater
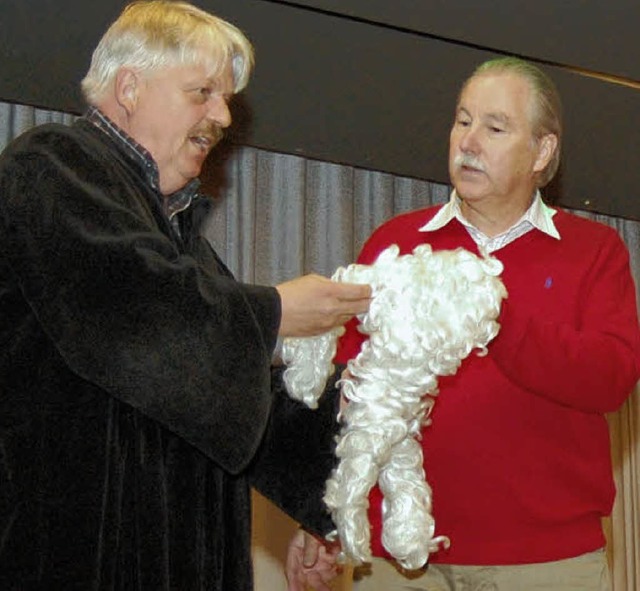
[335,205,640,565]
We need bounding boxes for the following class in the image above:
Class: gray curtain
[203,145,450,283]
[1,101,638,591]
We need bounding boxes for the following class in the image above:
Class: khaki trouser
[352,550,611,591]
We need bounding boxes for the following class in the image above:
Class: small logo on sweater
[544,277,553,289]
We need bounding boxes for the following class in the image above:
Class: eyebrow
[455,106,511,127]
[485,112,510,125]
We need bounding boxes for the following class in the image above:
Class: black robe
[0,121,339,590]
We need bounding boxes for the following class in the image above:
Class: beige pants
[352,550,611,591]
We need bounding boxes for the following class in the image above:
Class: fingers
[334,281,372,302]
[285,530,342,591]
[276,274,371,337]
[285,530,306,591]
[330,281,371,317]
[302,532,321,567]
[303,572,333,591]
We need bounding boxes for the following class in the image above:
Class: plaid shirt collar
[85,107,200,221]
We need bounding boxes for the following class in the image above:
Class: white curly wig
[282,243,507,570]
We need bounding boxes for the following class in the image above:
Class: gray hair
[463,57,563,187]
[81,0,254,104]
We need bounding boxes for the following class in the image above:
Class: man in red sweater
[287,57,640,591]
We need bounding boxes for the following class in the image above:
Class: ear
[114,67,140,115]
[533,133,558,174]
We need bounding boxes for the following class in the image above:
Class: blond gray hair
[81,0,254,104]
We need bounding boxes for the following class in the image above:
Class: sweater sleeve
[490,229,640,413]
[0,125,281,473]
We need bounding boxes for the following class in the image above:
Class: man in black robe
[0,2,370,589]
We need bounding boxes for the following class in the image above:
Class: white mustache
[191,126,224,145]
[453,153,486,173]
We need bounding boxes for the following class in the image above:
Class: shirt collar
[85,107,200,220]
[419,189,560,252]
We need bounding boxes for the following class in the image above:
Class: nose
[207,95,232,129]
[458,124,480,154]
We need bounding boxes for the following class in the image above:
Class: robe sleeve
[0,125,280,473]
[248,366,343,536]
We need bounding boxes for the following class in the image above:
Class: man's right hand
[276,274,371,337]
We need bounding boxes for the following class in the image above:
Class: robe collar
[85,107,200,225]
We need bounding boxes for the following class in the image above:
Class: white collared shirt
[419,190,560,253]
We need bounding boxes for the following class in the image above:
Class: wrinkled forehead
[458,72,536,125]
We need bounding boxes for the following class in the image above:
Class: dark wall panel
[0,1,128,113]
[1,0,640,220]
[280,0,640,81]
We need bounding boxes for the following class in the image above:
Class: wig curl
[282,243,507,570]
